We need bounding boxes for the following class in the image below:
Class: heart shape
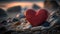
[25,9,48,27]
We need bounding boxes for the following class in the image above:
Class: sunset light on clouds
[0,2,44,10]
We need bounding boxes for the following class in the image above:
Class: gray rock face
[7,6,21,18]
[44,1,59,10]
[0,8,8,22]
[32,4,40,10]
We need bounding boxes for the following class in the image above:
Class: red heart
[25,9,48,27]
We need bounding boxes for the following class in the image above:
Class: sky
[0,0,60,2]
[0,0,44,2]
[0,2,44,10]
[0,0,59,10]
